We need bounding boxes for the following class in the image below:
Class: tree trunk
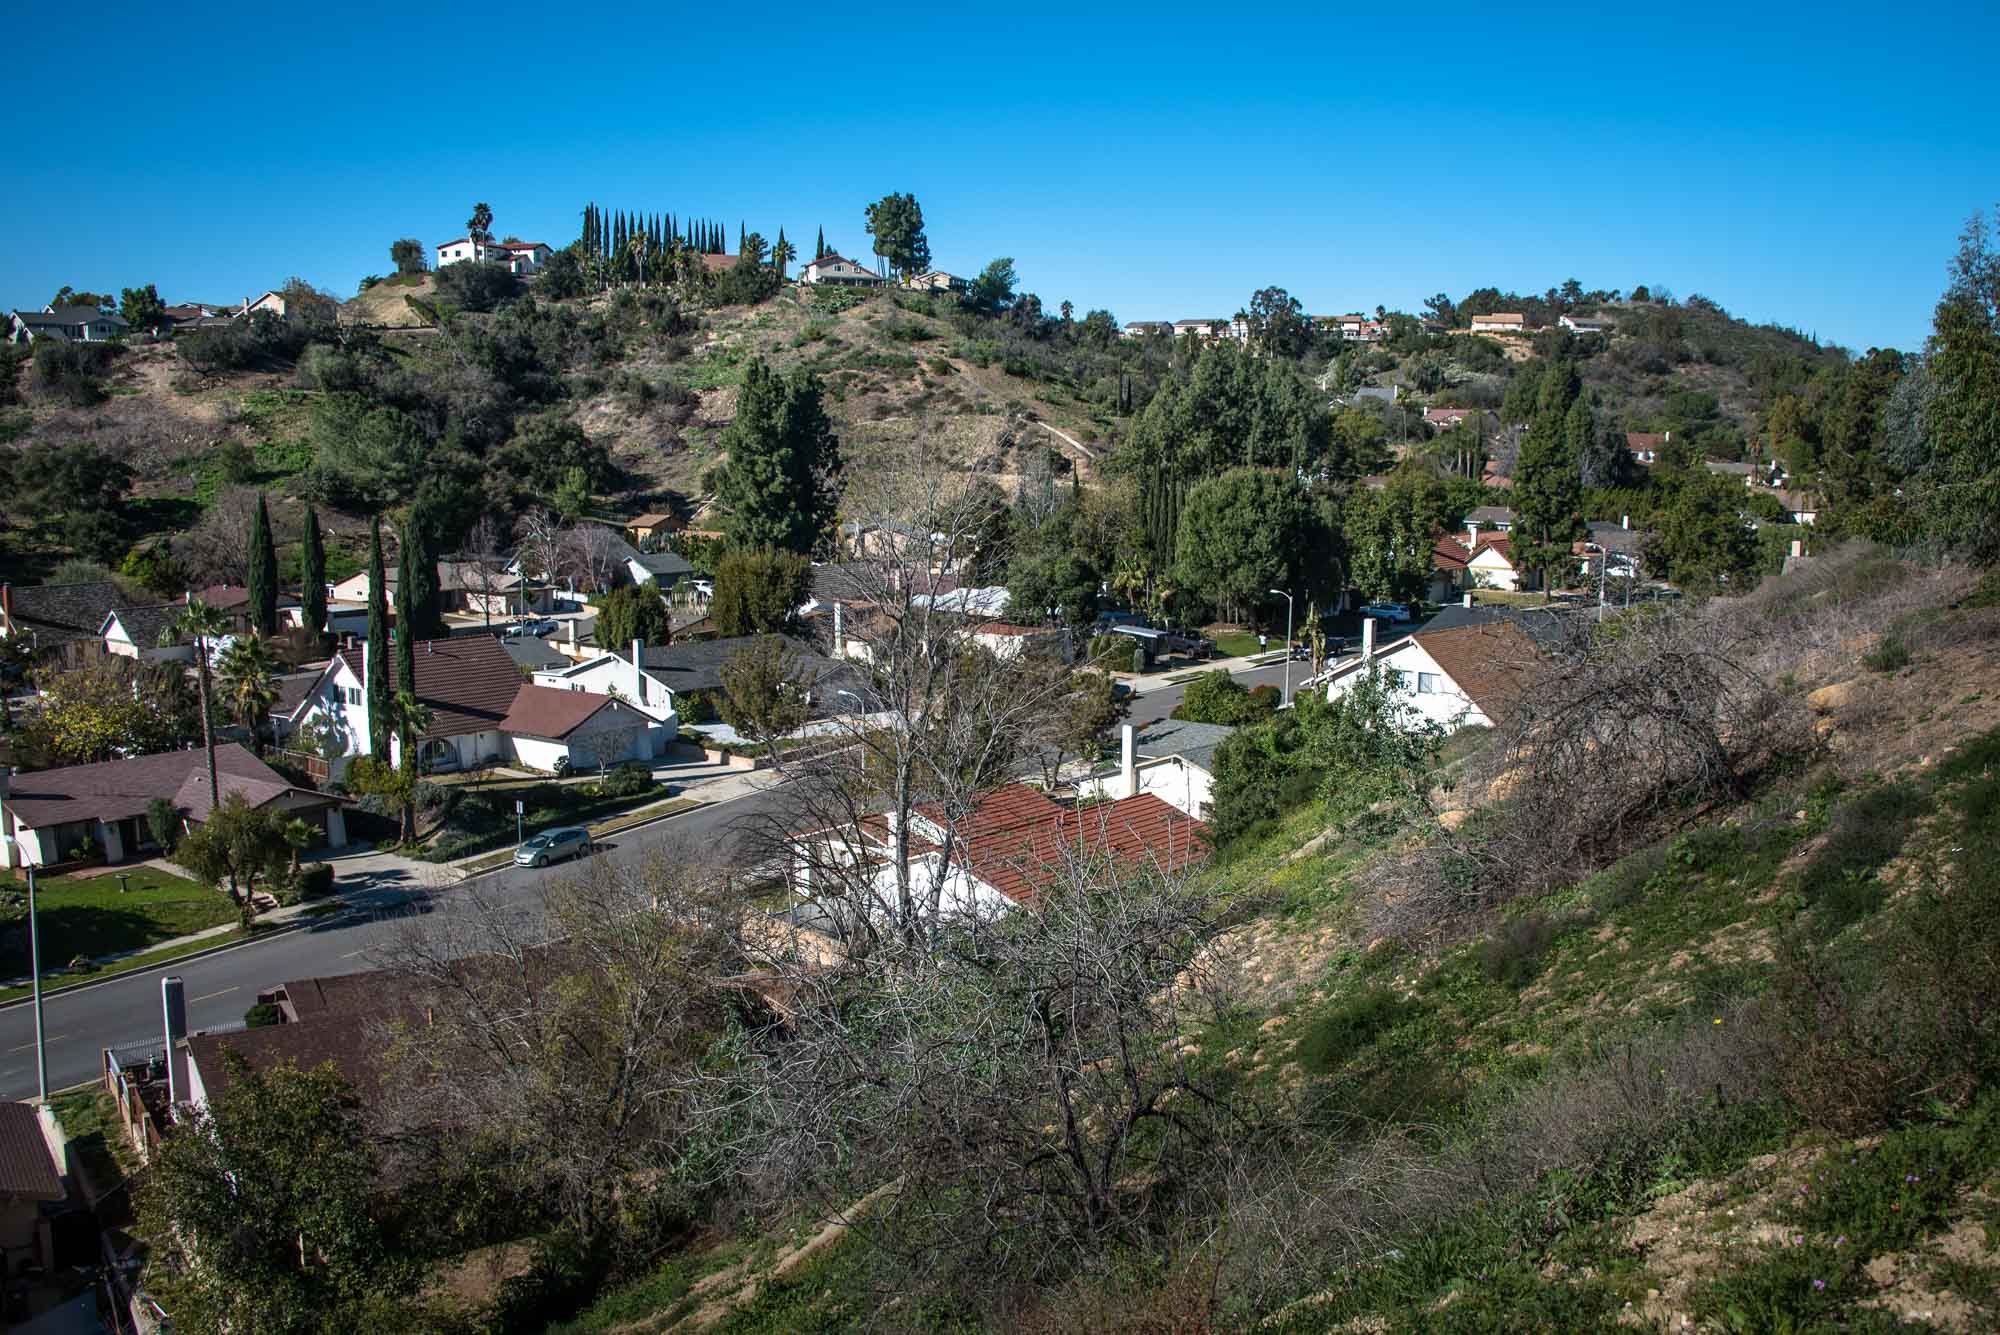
[197,642,219,810]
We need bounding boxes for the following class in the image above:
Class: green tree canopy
[1006,550,1101,628]
[1172,467,1315,617]
[716,360,842,555]
[863,191,930,278]
[120,283,167,330]
[246,493,279,636]
[388,238,425,275]
[596,580,672,649]
[711,547,812,636]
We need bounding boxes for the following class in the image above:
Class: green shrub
[1293,987,1414,1075]
[243,1002,283,1028]
[1861,633,1910,673]
[599,761,654,799]
[1799,782,1923,935]
[294,863,335,900]
[1478,912,1563,987]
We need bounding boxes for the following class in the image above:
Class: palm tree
[162,599,232,811]
[771,234,796,282]
[281,817,316,874]
[216,633,281,753]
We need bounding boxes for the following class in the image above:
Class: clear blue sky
[8,1,1995,353]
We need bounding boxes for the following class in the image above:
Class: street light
[1268,589,1295,706]
[3,840,47,1103]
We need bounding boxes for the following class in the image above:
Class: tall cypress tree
[397,507,444,640]
[738,221,745,254]
[246,493,278,636]
[300,506,327,638]
[365,519,390,757]
[815,226,825,259]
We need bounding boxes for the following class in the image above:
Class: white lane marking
[190,987,238,1003]
[7,1035,66,1053]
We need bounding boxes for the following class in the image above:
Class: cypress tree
[246,493,278,636]
[815,226,825,259]
[365,520,390,757]
[397,507,444,640]
[394,532,419,694]
[301,506,327,638]
[738,221,745,254]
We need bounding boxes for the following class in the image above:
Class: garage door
[571,727,640,770]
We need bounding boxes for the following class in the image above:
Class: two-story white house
[1470,312,1527,333]
[436,238,554,275]
[799,254,886,287]
[1321,617,1538,731]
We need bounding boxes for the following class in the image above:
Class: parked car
[515,826,593,867]
[507,616,559,637]
[1359,602,1414,622]
[1093,611,1148,632]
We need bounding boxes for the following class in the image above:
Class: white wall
[530,654,679,730]
[1468,549,1520,591]
[1325,638,1492,730]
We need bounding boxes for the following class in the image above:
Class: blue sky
[8,1,1995,353]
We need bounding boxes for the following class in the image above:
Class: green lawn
[0,865,233,977]
[1207,630,1268,658]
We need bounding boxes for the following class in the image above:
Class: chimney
[567,619,577,649]
[833,600,844,650]
[161,976,189,1105]
[1120,723,1136,798]
[0,582,10,627]
[1462,592,1473,609]
[1361,617,1377,663]
[1790,539,1804,559]
[1466,522,1479,548]
[631,638,644,702]
[1621,514,1630,530]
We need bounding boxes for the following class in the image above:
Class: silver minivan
[515,826,593,868]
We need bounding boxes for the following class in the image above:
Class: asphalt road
[1123,660,1304,726]
[0,784,794,1102]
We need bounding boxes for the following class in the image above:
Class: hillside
[541,548,2000,1332]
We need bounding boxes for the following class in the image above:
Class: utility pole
[1269,588,1295,706]
[26,860,45,1103]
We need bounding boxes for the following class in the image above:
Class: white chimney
[1790,539,1804,559]
[833,600,844,651]
[162,975,189,1105]
[1120,723,1136,798]
[567,619,577,649]
[1361,618,1377,663]
[1466,522,1479,548]
[1621,514,1630,530]
[1462,592,1473,609]
[631,638,644,702]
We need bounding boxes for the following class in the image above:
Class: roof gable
[498,683,620,740]
[334,635,525,739]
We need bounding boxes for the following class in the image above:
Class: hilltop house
[436,238,554,274]
[7,304,129,344]
[0,743,346,869]
[800,254,886,287]
[905,271,970,294]
[1321,618,1539,730]
[1470,312,1527,333]
[791,783,1209,920]
[1626,431,1669,465]
[1122,321,1172,338]
[1559,314,1612,334]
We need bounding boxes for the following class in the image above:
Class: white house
[1559,314,1611,334]
[790,783,1209,923]
[968,621,1062,662]
[1172,318,1224,339]
[436,238,554,275]
[288,636,525,778]
[1470,313,1526,333]
[7,304,129,344]
[799,254,886,287]
[1465,534,1527,591]
[905,271,969,294]
[1321,618,1537,731]
[100,605,194,663]
[0,744,346,869]
[531,639,681,755]
[497,685,649,772]
[1076,720,1232,821]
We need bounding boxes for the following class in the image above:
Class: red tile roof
[333,636,525,741]
[0,1103,62,1200]
[968,794,1209,907]
[1433,536,1473,571]
[498,683,621,740]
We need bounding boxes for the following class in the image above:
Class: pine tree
[815,226,825,259]
[717,359,843,554]
[300,506,327,639]
[246,493,278,636]
[365,520,390,757]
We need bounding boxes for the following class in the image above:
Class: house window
[344,686,364,706]
[1417,672,1441,694]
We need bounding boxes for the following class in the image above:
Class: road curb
[0,915,324,1012]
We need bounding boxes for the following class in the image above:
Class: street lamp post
[4,841,48,1103]
[1268,589,1295,706]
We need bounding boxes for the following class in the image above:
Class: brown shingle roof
[498,684,622,740]
[334,636,524,741]
[0,1102,62,1200]
[3,580,136,646]
[1409,622,1540,722]
[3,743,314,830]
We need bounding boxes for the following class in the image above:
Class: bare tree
[562,523,627,594]
[174,485,296,586]
[736,446,1084,951]
[513,506,565,601]
[372,853,744,1246]
[726,847,1244,1295]
[454,514,513,627]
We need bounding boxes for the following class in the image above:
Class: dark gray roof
[1466,506,1515,525]
[1418,602,1577,649]
[6,581,137,645]
[501,637,570,671]
[105,603,183,648]
[631,549,694,580]
[622,635,832,693]
[1585,521,1645,554]
[1132,719,1235,773]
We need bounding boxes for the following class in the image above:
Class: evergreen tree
[717,359,843,554]
[300,506,327,639]
[1513,365,1586,591]
[815,226,825,259]
[246,493,278,636]
[739,221,745,254]
[365,521,390,756]
[396,507,444,641]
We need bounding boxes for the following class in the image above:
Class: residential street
[0,782,795,1102]
[1123,658,1305,726]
